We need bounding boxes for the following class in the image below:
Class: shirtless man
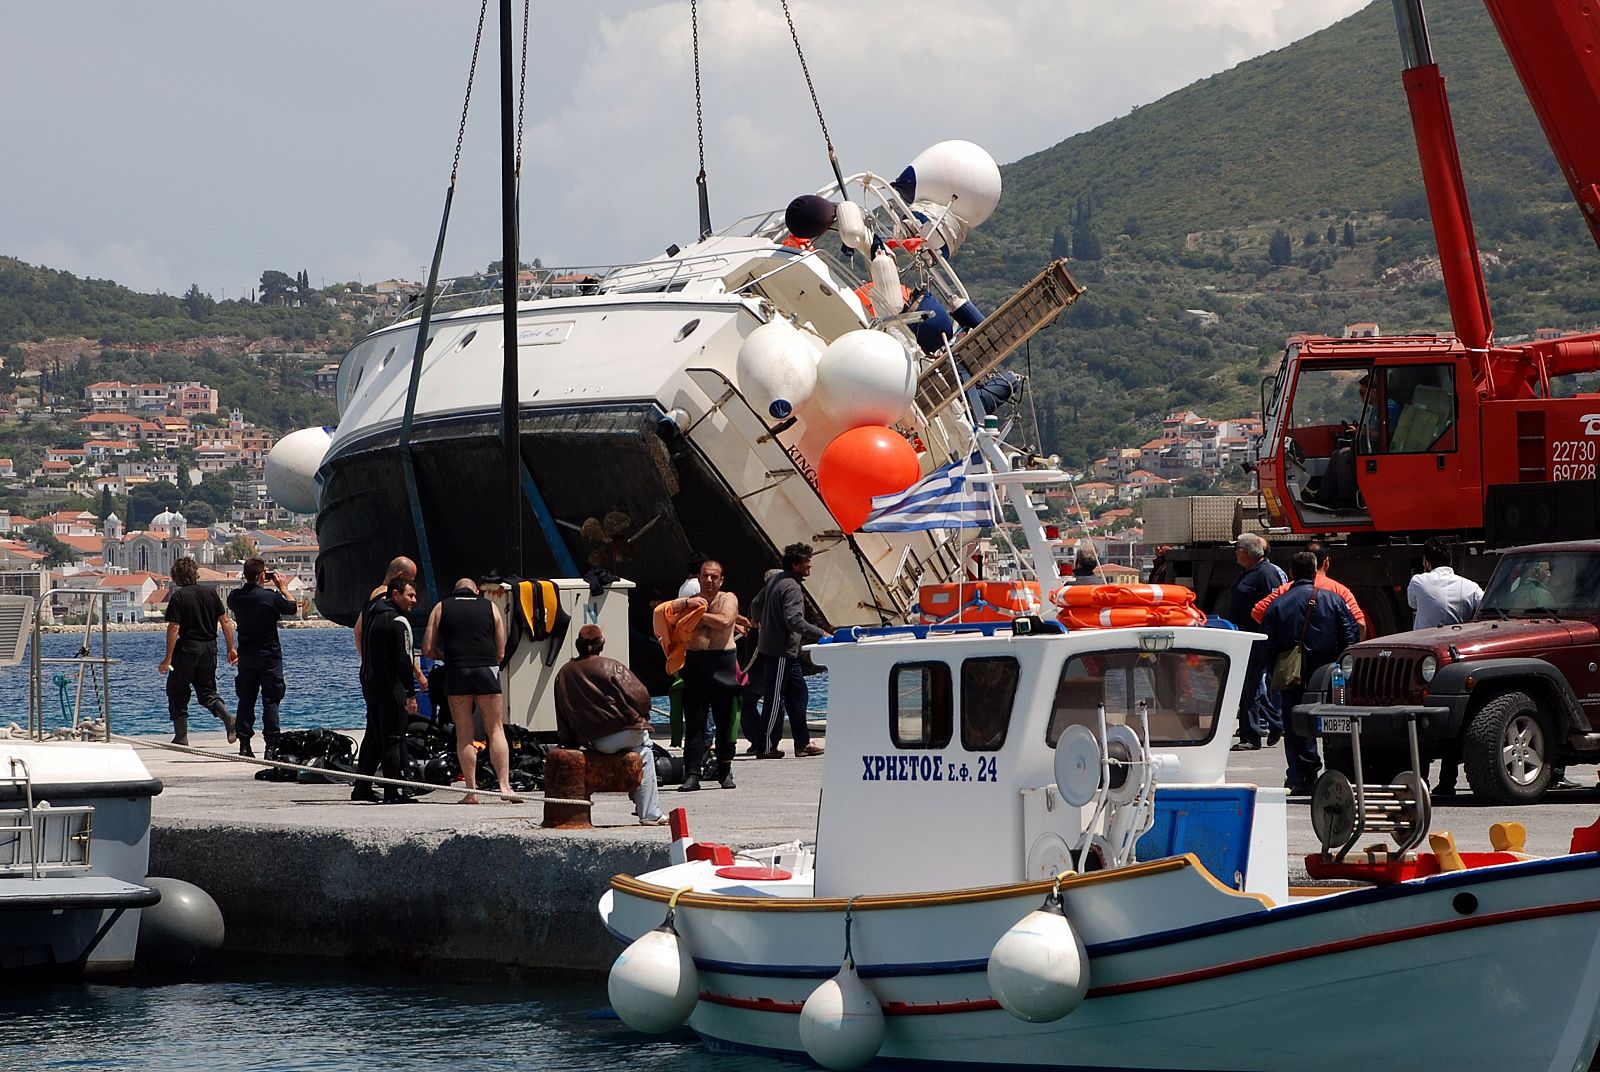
[675,559,743,792]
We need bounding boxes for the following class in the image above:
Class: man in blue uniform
[226,558,297,758]
[1261,552,1359,796]
[1227,533,1286,751]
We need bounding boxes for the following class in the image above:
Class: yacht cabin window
[961,657,1019,751]
[889,662,952,749]
[1045,650,1227,747]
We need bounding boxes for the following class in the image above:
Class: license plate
[1318,715,1352,735]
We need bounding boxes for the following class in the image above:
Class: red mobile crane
[1168,0,1600,632]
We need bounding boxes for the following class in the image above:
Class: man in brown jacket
[552,624,664,824]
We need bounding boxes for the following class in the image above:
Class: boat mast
[498,0,523,573]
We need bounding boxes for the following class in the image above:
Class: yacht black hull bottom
[315,403,805,689]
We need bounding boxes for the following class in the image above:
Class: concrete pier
[139,730,1600,976]
[142,729,823,975]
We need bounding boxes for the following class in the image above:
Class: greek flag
[859,453,994,532]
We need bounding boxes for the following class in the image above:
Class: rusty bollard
[542,748,644,829]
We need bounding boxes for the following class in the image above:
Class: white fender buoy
[894,141,1003,227]
[735,319,821,420]
[799,955,885,1071]
[869,250,905,316]
[986,889,1089,1023]
[264,426,333,515]
[608,908,699,1034]
[814,329,916,428]
[837,200,872,257]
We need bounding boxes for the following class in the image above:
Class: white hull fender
[604,854,1600,1071]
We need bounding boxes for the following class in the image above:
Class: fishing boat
[595,428,1600,1071]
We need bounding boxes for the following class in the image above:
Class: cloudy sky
[1,0,1368,299]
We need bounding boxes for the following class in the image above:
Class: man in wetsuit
[422,578,514,804]
[354,577,420,804]
[159,556,237,746]
[226,557,297,758]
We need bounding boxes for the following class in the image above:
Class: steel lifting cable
[692,0,712,238]
[778,0,850,197]
[399,0,490,608]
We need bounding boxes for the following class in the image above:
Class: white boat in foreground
[0,738,161,976]
[1,591,221,978]
[597,430,1600,1071]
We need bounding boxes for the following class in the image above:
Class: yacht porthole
[425,334,435,349]
[457,329,478,350]
[674,319,700,342]
[381,346,396,369]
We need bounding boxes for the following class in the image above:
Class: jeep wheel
[1463,691,1553,805]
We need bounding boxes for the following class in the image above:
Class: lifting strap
[399,0,490,606]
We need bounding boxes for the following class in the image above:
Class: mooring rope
[104,732,593,808]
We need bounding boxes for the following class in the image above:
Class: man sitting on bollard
[552,625,665,825]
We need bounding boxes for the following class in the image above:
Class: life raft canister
[1050,583,1205,630]
[917,581,1040,624]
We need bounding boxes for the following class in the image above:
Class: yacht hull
[315,401,808,687]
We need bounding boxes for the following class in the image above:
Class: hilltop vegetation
[960,0,1600,467]
[0,257,354,350]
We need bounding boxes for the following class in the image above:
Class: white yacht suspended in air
[271,141,1081,685]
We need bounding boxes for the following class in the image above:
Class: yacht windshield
[1480,551,1600,618]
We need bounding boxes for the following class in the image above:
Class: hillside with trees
[957,0,1600,468]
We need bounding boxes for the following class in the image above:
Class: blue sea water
[2,964,792,1071]
[7,629,827,738]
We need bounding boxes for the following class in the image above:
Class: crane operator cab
[1260,341,1464,531]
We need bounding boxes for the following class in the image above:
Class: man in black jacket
[749,543,829,759]
[354,577,420,804]
[159,556,237,746]
[226,557,297,758]
[1260,551,1359,797]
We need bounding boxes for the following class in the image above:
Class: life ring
[1051,583,1195,610]
[1056,604,1206,630]
[853,281,915,319]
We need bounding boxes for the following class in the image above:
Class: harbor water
[8,629,827,737]
[4,964,791,1071]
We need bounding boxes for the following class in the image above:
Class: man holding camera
[227,557,298,758]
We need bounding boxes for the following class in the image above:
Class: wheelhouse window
[961,657,1018,752]
[890,662,952,749]
[1045,650,1227,747]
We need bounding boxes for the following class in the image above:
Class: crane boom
[1482,1,1600,254]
